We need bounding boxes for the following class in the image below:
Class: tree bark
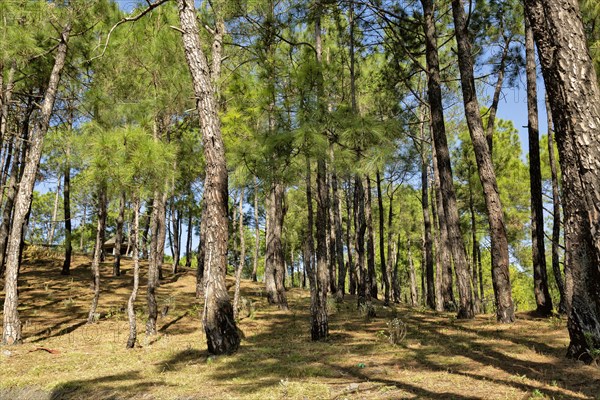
[376,170,391,305]
[113,192,126,277]
[252,177,260,282]
[365,176,377,300]
[468,175,482,314]
[233,186,245,320]
[525,18,553,316]
[419,114,435,310]
[185,200,193,268]
[264,181,288,309]
[545,96,567,314]
[87,187,107,324]
[62,146,72,276]
[0,106,30,276]
[524,0,600,362]
[2,24,71,344]
[452,0,515,322]
[333,163,345,300]
[408,238,418,307]
[346,181,356,295]
[47,179,61,246]
[126,197,140,349]
[355,176,367,307]
[177,0,240,354]
[430,126,454,312]
[421,0,473,319]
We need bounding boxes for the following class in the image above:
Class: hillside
[1,250,598,400]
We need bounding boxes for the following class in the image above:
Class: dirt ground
[1,249,599,399]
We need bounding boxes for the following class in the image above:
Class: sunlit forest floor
[1,248,599,400]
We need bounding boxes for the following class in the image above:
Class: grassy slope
[1,248,599,400]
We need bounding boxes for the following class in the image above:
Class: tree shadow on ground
[48,370,174,400]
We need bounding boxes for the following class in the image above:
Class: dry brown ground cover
[1,248,599,399]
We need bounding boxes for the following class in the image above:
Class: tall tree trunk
[333,164,345,300]
[408,239,418,307]
[421,0,473,319]
[0,107,29,275]
[431,174,445,312]
[141,200,152,260]
[146,185,164,334]
[171,199,180,274]
[87,188,107,324]
[386,189,397,304]
[376,170,391,305]
[327,161,336,295]
[311,2,329,339]
[545,96,567,314]
[525,19,553,316]
[365,176,377,300]
[452,0,514,322]
[126,197,140,349]
[62,146,72,276]
[252,177,260,282]
[314,158,329,338]
[233,186,245,320]
[196,202,205,298]
[47,179,61,246]
[113,192,126,277]
[392,234,401,303]
[177,0,240,354]
[431,116,455,311]
[264,182,288,309]
[419,113,435,310]
[2,25,70,344]
[468,175,482,314]
[355,176,367,307]
[525,0,600,362]
[346,180,356,295]
[185,201,193,268]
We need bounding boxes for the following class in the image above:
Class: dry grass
[1,249,599,400]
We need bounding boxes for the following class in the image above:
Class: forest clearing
[0,249,598,400]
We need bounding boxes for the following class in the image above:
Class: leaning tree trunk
[525,18,553,316]
[126,197,140,349]
[545,97,567,314]
[177,0,240,354]
[87,187,107,324]
[452,0,515,323]
[524,0,600,362]
[421,0,473,319]
[2,25,70,344]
